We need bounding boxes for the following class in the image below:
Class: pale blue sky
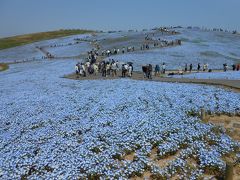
[0,0,239,37]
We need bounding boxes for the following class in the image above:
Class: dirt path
[65,71,240,93]
[149,77,240,92]
[36,47,51,57]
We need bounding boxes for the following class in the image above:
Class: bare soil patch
[208,114,240,179]
[208,115,240,141]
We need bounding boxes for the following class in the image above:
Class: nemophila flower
[0,58,240,178]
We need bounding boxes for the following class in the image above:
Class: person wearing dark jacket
[197,63,201,72]
[232,64,236,71]
[189,64,193,72]
[184,64,188,72]
[155,64,160,76]
[148,64,152,79]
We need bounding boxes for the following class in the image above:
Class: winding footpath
[65,71,240,92]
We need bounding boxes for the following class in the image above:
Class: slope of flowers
[0,34,92,63]
[106,28,240,70]
[0,60,240,179]
[45,42,92,57]
[0,43,43,63]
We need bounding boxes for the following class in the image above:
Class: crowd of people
[73,29,240,79]
[99,37,181,59]
[48,42,81,48]
[99,38,181,58]
[223,63,240,72]
[140,39,181,51]
[176,63,240,74]
[142,63,166,79]
[87,50,98,64]
[101,46,135,57]
[75,59,135,78]
[75,60,240,79]
[75,59,169,79]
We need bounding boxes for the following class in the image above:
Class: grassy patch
[0,63,9,72]
[0,29,95,50]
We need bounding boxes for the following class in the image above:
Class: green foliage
[186,109,199,117]
[43,165,54,172]
[112,153,122,160]
[129,171,143,178]
[91,147,101,154]
[204,165,224,178]
[150,173,167,180]
[0,63,9,72]
[87,173,101,180]
[211,126,225,135]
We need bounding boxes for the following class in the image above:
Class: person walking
[197,63,201,72]
[106,62,111,76]
[128,64,133,77]
[155,64,160,76]
[148,64,153,79]
[122,64,128,77]
[93,63,99,76]
[184,64,188,72]
[75,63,79,74]
[189,64,193,72]
[232,64,236,71]
[203,64,206,71]
[162,63,166,74]
[223,63,228,72]
[111,61,117,77]
[122,47,125,54]
[102,62,107,77]
[237,64,240,71]
[81,63,86,77]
